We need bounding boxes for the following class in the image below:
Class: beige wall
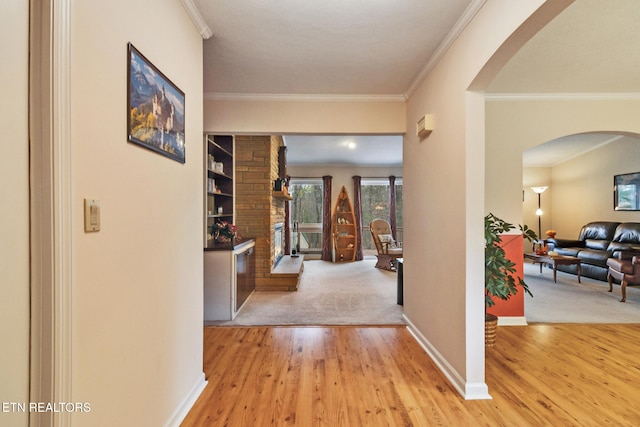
[204,98,406,134]
[523,137,640,239]
[0,1,30,425]
[487,99,640,225]
[404,0,571,397]
[66,0,204,424]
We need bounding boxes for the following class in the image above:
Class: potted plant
[484,213,537,346]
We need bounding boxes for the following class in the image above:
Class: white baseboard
[402,314,492,400]
[166,372,207,427]
[497,316,528,326]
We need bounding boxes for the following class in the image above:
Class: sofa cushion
[608,241,640,255]
[547,238,584,250]
[612,222,640,243]
[577,249,612,267]
[554,247,580,257]
[578,221,620,241]
[584,239,611,251]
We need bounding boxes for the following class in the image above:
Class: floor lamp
[531,186,548,239]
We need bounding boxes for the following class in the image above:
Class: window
[289,179,324,254]
[361,178,403,253]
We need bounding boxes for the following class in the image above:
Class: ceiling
[191,0,640,166]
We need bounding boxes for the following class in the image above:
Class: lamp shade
[531,186,548,194]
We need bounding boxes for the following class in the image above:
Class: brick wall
[235,135,287,290]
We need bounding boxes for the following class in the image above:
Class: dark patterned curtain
[353,176,364,261]
[284,190,291,254]
[321,175,333,261]
[389,176,397,241]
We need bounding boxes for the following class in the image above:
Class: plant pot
[485,313,498,347]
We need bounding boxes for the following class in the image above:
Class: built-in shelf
[205,134,234,242]
[272,191,292,200]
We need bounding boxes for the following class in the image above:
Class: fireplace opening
[274,223,284,267]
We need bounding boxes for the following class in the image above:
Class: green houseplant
[484,213,537,346]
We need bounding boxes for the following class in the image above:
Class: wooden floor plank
[181,324,640,426]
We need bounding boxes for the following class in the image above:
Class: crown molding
[204,92,407,103]
[180,0,213,39]
[485,93,640,101]
[404,0,487,98]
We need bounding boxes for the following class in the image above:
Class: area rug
[207,257,404,326]
[524,262,640,323]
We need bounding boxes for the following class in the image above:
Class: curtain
[353,176,364,261]
[284,189,291,254]
[321,175,333,261]
[389,175,397,241]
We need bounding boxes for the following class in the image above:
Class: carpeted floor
[524,262,640,323]
[205,258,640,327]
[207,257,404,326]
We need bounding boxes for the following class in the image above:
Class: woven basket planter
[485,313,499,347]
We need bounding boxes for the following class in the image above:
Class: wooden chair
[607,251,640,302]
[370,219,402,271]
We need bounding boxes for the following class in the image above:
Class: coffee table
[524,253,581,283]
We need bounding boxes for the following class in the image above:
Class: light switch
[84,199,100,232]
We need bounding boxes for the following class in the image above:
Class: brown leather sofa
[546,221,640,281]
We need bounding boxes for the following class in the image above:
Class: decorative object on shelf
[484,213,537,347]
[127,43,185,163]
[545,229,556,238]
[210,221,238,243]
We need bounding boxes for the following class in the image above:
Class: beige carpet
[524,262,640,323]
[208,257,404,326]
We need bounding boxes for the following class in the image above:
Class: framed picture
[614,172,640,211]
[127,43,185,163]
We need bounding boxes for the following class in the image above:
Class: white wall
[66,0,204,425]
[0,1,30,426]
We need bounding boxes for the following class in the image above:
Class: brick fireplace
[234,135,292,290]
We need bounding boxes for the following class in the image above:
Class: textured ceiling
[487,0,640,94]
[190,0,640,166]
[196,0,475,96]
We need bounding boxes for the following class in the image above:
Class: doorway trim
[29,0,73,425]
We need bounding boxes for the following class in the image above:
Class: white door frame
[29,0,73,425]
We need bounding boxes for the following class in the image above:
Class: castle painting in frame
[127,43,185,163]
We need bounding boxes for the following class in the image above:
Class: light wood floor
[181,324,640,426]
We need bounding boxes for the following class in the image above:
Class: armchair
[606,251,640,302]
[370,219,402,271]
